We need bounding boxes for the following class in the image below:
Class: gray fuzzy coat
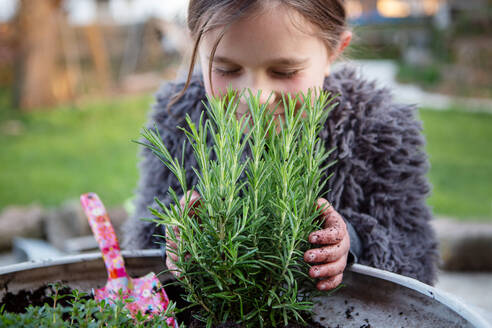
[121,66,439,285]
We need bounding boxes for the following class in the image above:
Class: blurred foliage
[420,108,492,221]
[348,43,401,60]
[396,60,492,99]
[396,62,442,88]
[0,87,12,117]
[0,90,151,210]
[348,25,403,60]
[0,91,491,220]
[451,8,492,37]
[351,14,492,98]
[428,26,453,64]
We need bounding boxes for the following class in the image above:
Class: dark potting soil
[2,283,329,327]
[188,317,325,328]
[0,284,87,314]
[164,285,325,328]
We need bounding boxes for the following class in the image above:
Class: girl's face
[198,3,350,121]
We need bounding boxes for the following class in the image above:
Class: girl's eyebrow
[210,56,309,66]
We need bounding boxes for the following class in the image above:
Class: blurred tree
[84,24,112,93]
[13,0,64,111]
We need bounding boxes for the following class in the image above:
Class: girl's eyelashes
[271,70,299,79]
[214,67,241,77]
[213,67,299,79]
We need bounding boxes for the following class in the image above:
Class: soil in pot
[166,285,324,328]
[188,318,325,328]
[2,283,325,327]
[0,284,85,314]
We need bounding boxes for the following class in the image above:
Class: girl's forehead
[200,4,326,65]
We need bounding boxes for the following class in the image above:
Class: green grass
[397,63,442,89]
[420,108,492,221]
[0,93,152,209]
[0,92,491,221]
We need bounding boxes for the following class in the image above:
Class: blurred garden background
[0,0,491,319]
[0,0,491,253]
[1,0,490,219]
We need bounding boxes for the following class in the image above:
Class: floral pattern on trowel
[81,192,177,327]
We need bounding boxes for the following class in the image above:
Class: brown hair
[167,0,348,111]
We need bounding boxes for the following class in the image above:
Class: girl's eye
[272,70,298,79]
[214,68,241,77]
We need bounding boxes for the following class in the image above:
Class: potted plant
[139,89,337,327]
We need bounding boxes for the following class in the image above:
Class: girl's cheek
[282,79,315,97]
[210,75,238,96]
[277,71,319,94]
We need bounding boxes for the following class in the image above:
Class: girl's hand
[165,190,201,278]
[304,198,350,291]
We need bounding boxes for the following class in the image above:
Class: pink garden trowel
[80,192,177,327]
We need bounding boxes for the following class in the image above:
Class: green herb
[0,283,176,327]
[140,89,337,327]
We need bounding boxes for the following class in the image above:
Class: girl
[122,0,439,291]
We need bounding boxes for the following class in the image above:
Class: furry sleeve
[322,67,439,285]
[121,76,206,250]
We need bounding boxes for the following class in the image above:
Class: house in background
[346,0,491,98]
[347,0,447,25]
[347,0,489,28]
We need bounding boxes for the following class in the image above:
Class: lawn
[0,93,152,209]
[420,108,492,221]
[0,94,491,221]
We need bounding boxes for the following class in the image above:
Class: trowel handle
[80,193,129,279]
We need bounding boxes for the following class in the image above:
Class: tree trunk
[84,24,112,94]
[14,0,61,111]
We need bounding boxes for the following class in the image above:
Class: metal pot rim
[0,250,158,276]
[350,263,490,328]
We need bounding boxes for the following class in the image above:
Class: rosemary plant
[139,89,337,327]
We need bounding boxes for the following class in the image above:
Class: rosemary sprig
[140,88,337,327]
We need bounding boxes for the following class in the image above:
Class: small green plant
[0,283,176,328]
[140,89,337,327]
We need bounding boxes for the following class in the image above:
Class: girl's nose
[259,89,277,106]
[240,88,277,107]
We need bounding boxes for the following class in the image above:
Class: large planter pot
[0,250,489,328]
